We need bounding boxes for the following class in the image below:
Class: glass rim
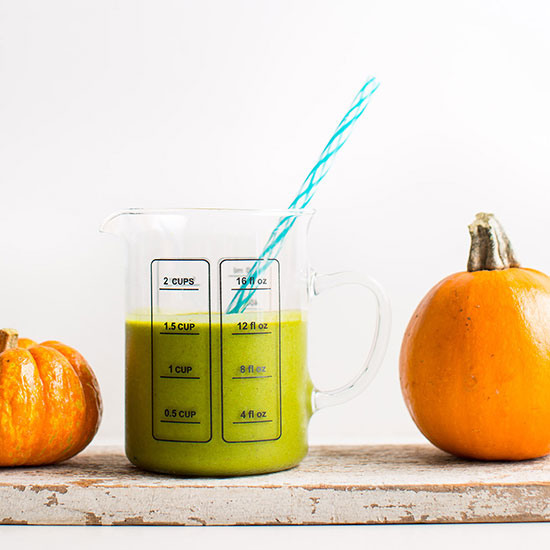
[114,207,316,216]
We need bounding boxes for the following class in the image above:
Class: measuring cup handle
[310,270,391,412]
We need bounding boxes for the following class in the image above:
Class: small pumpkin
[400,213,550,460]
[0,329,102,466]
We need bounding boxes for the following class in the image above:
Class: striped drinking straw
[227,76,380,314]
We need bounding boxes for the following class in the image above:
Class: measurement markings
[231,332,272,336]
[159,287,200,291]
[230,287,271,291]
[159,332,200,336]
[231,375,272,380]
[232,420,273,424]
[160,420,201,425]
[160,376,200,380]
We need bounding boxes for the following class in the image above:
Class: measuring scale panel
[220,259,281,443]
[150,258,281,444]
[150,259,212,443]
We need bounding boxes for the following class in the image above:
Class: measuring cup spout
[100,209,142,238]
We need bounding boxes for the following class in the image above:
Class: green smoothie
[125,310,312,476]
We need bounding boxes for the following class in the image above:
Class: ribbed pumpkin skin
[0,339,102,466]
[400,267,550,461]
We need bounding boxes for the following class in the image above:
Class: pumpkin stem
[467,213,520,272]
[0,329,18,353]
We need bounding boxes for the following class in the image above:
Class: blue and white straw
[227,76,380,314]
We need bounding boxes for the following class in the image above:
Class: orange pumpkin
[0,329,102,466]
[400,213,550,460]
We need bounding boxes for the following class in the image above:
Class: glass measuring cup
[101,208,390,476]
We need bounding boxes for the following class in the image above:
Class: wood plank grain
[1,445,550,525]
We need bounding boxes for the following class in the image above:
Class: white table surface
[2,523,550,550]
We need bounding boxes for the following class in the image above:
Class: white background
[2,0,550,544]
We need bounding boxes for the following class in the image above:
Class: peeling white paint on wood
[1,445,550,525]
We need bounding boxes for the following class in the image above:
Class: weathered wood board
[1,445,550,525]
